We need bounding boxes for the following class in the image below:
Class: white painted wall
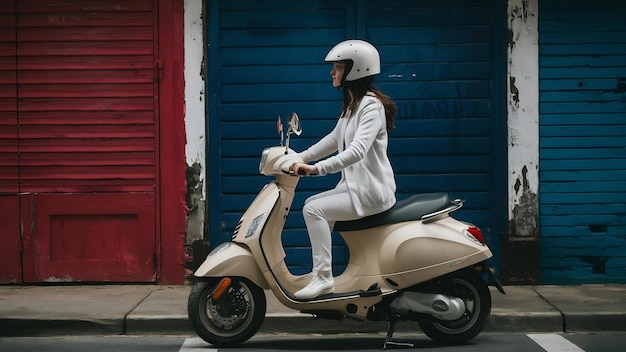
[507,0,539,236]
[184,0,206,241]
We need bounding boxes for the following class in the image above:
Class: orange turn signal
[211,277,232,300]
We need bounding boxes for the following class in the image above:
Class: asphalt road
[1,332,625,352]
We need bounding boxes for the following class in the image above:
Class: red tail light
[466,226,485,244]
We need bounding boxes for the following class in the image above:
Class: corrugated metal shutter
[0,1,21,283]
[15,1,158,282]
[208,0,506,274]
[539,0,626,284]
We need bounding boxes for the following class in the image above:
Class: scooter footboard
[194,242,269,289]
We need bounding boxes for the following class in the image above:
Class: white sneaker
[294,271,334,299]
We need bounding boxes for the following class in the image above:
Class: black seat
[334,193,449,232]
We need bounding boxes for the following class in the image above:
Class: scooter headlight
[259,148,271,174]
[207,242,231,258]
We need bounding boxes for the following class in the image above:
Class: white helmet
[324,39,381,81]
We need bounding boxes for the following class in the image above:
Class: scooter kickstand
[382,318,414,350]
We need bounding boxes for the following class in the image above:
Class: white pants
[302,185,361,273]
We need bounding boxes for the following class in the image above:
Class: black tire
[418,270,491,344]
[187,277,266,347]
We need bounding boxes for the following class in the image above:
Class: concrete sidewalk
[0,284,625,337]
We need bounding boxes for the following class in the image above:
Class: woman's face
[331,62,345,88]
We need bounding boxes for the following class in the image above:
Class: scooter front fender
[193,242,269,289]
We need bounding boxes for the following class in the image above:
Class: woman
[291,40,398,299]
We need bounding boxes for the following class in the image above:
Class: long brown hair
[340,74,397,131]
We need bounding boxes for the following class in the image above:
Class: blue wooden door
[539,0,626,284]
[207,0,507,274]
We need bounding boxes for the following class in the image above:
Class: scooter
[188,113,505,349]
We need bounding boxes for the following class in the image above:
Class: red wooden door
[14,0,159,282]
[0,1,21,283]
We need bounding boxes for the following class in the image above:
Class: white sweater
[298,95,396,217]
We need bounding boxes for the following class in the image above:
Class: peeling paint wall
[184,0,206,244]
[507,0,539,240]
[501,0,540,284]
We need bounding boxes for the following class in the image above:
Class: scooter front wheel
[418,269,491,344]
[188,277,266,347]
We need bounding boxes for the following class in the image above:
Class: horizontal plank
[17,13,153,27]
[540,158,626,171]
[18,137,155,152]
[384,62,491,81]
[540,91,625,103]
[219,0,342,11]
[382,43,492,64]
[540,56,626,68]
[18,26,153,42]
[389,137,492,155]
[221,28,345,47]
[367,8,490,27]
[540,125,626,137]
[541,271,626,285]
[19,152,154,166]
[368,26,491,45]
[392,99,492,119]
[18,70,154,84]
[540,225,626,238]
[19,165,155,180]
[541,235,625,248]
[540,113,625,125]
[19,179,154,193]
[540,169,626,181]
[539,180,626,193]
[392,155,491,173]
[540,20,626,32]
[17,110,154,125]
[540,101,625,114]
[221,101,340,121]
[539,44,626,56]
[17,97,155,111]
[540,67,626,79]
[540,148,626,160]
[18,83,154,98]
[540,214,626,227]
[17,41,153,56]
[539,136,626,148]
[18,0,153,12]
[220,9,345,29]
[540,31,626,44]
[541,0,626,10]
[18,55,154,70]
[540,192,626,204]
[542,245,625,258]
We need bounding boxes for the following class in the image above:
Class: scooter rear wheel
[418,270,491,344]
[188,277,266,347]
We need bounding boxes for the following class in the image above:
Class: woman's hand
[290,162,318,176]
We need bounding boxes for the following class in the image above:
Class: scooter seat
[334,193,449,232]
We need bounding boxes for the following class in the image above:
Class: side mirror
[284,112,302,152]
[287,112,302,136]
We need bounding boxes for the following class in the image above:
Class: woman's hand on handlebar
[290,162,318,176]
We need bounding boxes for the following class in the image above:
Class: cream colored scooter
[188,113,505,349]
